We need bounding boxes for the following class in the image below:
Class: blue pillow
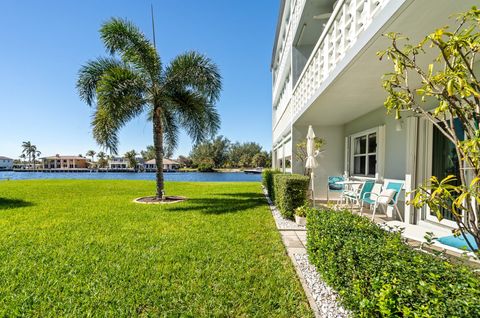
[437,234,478,252]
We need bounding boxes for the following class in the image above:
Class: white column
[405,117,419,224]
[376,125,386,181]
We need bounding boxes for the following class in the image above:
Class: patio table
[335,180,364,205]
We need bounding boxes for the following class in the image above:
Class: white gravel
[294,253,351,318]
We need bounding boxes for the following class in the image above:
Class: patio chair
[326,176,345,203]
[343,179,374,211]
[360,181,380,214]
[363,181,404,221]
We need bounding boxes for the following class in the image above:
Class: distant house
[107,156,128,170]
[42,155,88,169]
[144,158,180,172]
[0,156,14,170]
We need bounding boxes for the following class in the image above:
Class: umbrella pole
[310,171,315,208]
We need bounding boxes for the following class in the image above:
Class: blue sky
[0,0,278,159]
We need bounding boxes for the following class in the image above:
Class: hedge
[307,209,480,317]
[273,174,309,219]
[261,169,281,200]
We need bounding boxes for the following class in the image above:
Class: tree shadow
[167,192,267,215]
[0,198,34,210]
[216,192,266,199]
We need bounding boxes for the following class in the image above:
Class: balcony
[272,0,306,102]
[290,0,393,119]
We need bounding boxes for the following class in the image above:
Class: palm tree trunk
[153,106,164,200]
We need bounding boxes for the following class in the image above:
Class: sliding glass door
[426,118,463,225]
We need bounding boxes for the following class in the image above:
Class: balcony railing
[272,0,306,102]
[290,0,392,118]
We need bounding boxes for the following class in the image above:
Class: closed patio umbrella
[306,125,318,207]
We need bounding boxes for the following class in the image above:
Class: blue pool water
[0,171,261,182]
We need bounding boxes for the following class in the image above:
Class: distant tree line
[188,136,271,171]
[14,138,270,172]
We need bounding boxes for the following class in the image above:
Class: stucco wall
[344,107,407,180]
[292,124,344,200]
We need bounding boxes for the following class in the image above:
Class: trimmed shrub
[307,209,480,317]
[273,174,309,219]
[261,169,281,200]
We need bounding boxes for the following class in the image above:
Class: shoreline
[5,168,261,174]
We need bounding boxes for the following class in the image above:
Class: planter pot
[295,215,306,226]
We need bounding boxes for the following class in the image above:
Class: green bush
[261,169,281,200]
[307,209,480,317]
[294,203,313,217]
[197,162,214,172]
[273,174,309,219]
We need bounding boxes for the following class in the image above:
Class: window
[351,130,377,177]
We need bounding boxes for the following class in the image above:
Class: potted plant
[295,203,310,226]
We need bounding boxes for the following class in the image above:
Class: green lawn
[0,180,312,317]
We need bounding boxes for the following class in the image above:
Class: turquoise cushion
[437,234,478,252]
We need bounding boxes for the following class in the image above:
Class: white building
[144,159,180,172]
[0,156,14,170]
[107,156,129,170]
[271,0,476,231]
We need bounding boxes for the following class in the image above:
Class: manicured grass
[0,180,312,317]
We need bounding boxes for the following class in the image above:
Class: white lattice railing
[290,0,392,118]
[272,0,306,102]
[273,100,292,143]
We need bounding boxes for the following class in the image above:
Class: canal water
[0,171,261,182]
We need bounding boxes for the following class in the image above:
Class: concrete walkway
[279,230,307,255]
[262,188,319,316]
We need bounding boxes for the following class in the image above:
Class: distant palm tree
[32,150,41,171]
[77,18,222,200]
[124,150,138,170]
[21,141,41,171]
[97,151,107,168]
[86,150,96,163]
[21,141,33,167]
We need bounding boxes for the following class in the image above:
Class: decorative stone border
[133,196,186,204]
[293,253,350,318]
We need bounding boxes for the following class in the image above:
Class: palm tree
[124,150,138,170]
[32,150,41,171]
[77,18,222,200]
[21,141,40,171]
[97,151,107,168]
[86,150,96,163]
[21,141,33,168]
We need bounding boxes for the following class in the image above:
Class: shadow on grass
[216,192,266,199]
[0,198,34,210]
[168,192,267,214]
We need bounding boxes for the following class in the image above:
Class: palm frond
[92,65,147,153]
[161,108,179,157]
[91,107,120,154]
[164,51,222,103]
[100,18,161,82]
[77,57,124,106]
[167,89,220,144]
